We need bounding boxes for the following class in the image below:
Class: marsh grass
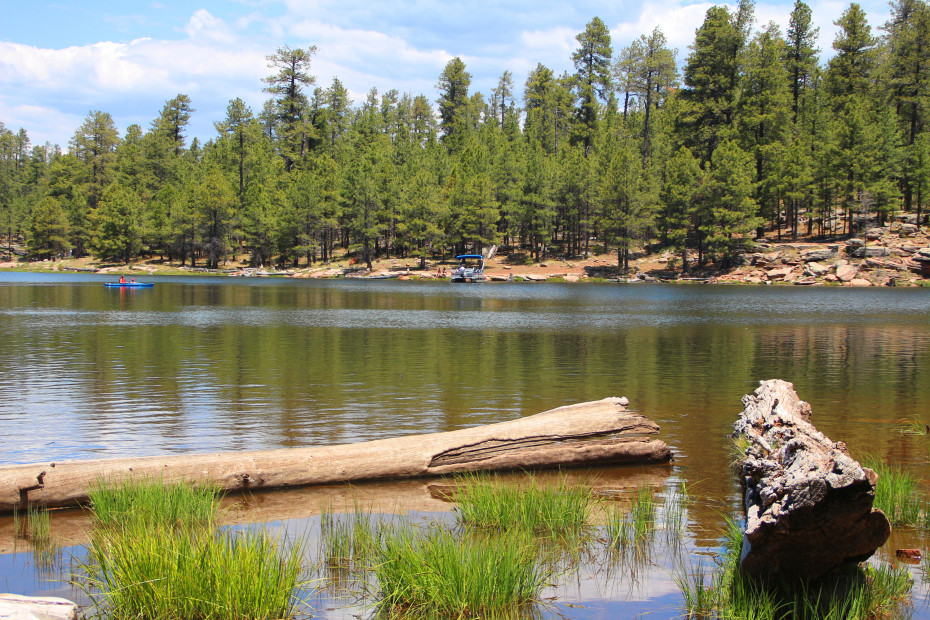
[14,506,60,569]
[87,476,221,530]
[727,434,752,467]
[604,484,658,548]
[320,503,383,570]
[373,525,547,619]
[896,418,929,436]
[77,478,309,620]
[861,458,924,526]
[677,516,913,619]
[453,472,591,537]
[80,522,308,619]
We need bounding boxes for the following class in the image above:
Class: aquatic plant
[453,472,591,537]
[860,458,923,526]
[87,476,221,530]
[77,478,310,619]
[80,522,308,619]
[373,525,547,619]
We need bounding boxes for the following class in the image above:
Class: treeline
[1,0,928,271]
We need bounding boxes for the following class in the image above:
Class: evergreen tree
[677,6,744,163]
[703,139,760,265]
[27,196,71,260]
[436,57,472,148]
[785,0,820,123]
[572,17,613,156]
[263,45,318,170]
[90,182,143,263]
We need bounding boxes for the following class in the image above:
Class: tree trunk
[0,398,671,512]
[732,379,890,581]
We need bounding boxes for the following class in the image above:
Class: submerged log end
[734,379,890,581]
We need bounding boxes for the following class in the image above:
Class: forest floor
[1,223,929,286]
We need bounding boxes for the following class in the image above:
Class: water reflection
[1,274,929,613]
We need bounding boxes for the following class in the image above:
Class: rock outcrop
[732,379,890,581]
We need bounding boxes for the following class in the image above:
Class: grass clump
[454,472,591,537]
[374,525,547,619]
[676,517,913,619]
[860,458,923,526]
[605,484,658,547]
[88,476,221,530]
[320,503,382,569]
[77,478,309,620]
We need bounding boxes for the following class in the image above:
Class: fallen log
[0,397,671,512]
[732,379,890,581]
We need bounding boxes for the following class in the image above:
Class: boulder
[732,380,890,581]
[0,594,78,620]
[836,264,858,281]
[804,262,829,277]
[865,228,884,241]
[902,223,919,236]
[846,238,865,250]
[766,266,793,280]
[851,246,890,258]
[801,249,835,263]
[849,278,873,287]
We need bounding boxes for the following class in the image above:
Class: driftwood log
[0,397,671,513]
[732,380,890,580]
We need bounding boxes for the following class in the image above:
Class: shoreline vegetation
[3,227,929,287]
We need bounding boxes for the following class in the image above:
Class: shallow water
[1,273,929,616]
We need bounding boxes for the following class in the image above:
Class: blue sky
[1,0,893,149]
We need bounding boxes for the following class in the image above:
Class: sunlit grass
[87,476,221,530]
[373,525,547,619]
[860,457,923,526]
[453,472,591,537]
[77,478,310,619]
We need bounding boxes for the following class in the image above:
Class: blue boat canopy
[455,254,484,260]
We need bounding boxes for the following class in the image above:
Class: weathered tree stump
[0,397,671,513]
[732,379,890,580]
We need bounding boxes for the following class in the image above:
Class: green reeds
[604,484,658,547]
[453,472,591,536]
[87,476,221,530]
[320,503,382,569]
[374,525,547,619]
[77,478,309,620]
[81,522,307,619]
[861,458,923,526]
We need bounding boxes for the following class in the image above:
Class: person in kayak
[119,275,126,283]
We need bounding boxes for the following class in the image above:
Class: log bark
[0,397,671,513]
[732,379,890,581]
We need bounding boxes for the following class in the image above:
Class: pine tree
[572,17,613,156]
[27,196,71,260]
[263,45,318,170]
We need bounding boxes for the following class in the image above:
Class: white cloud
[183,9,236,44]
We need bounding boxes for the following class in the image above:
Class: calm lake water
[2,272,930,617]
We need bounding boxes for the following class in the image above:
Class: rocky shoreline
[2,222,928,286]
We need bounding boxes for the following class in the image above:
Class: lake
[1,272,929,617]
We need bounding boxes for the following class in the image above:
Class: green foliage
[374,525,547,619]
[27,196,71,259]
[90,182,144,263]
[5,4,930,271]
[453,472,591,536]
[79,478,307,620]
